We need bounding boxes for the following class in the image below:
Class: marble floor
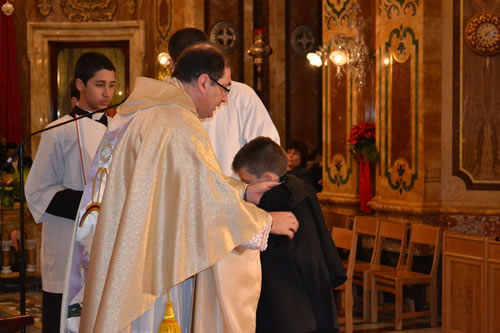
[0,291,42,332]
[0,290,441,333]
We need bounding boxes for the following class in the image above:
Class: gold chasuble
[80,77,269,332]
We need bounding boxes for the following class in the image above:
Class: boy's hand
[269,212,299,239]
[245,181,280,204]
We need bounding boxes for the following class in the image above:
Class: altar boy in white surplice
[25,52,116,333]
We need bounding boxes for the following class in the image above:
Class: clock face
[476,22,498,45]
[465,12,500,56]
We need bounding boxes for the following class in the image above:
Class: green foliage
[0,168,29,208]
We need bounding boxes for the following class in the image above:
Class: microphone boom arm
[3,99,125,169]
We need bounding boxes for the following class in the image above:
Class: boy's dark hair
[69,77,80,100]
[287,141,308,167]
[7,142,17,150]
[74,52,116,85]
[168,28,208,63]
[232,136,287,178]
[172,42,226,84]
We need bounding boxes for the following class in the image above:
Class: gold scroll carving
[60,0,117,22]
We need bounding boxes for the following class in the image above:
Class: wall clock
[464,11,500,56]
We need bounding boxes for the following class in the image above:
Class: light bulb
[329,50,347,66]
[157,52,170,66]
[307,51,323,67]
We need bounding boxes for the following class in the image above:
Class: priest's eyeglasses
[209,76,231,95]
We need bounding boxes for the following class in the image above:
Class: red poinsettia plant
[348,122,378,164]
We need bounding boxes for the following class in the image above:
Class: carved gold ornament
[1,0,14,16]
[465,11,500,56]
[125,0,135,15]
[60,0,117,22]
[37,0,52,16]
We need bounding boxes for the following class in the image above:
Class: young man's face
[197,67,231,119]
[77,69,116,111]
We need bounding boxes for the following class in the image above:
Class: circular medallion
[99,143,113,164]
[290,25,316,57]
[465,12,500,56]
[209,21,240,54]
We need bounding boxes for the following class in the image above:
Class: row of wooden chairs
[330,216,442,332]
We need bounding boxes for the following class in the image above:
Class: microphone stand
[1,100,124,327]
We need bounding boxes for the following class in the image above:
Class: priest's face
[77,69,116,111]
[197,67,231,118]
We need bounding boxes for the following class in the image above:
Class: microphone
[3,99,125,169]
[0,97,125,317]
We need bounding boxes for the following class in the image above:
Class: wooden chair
[323,211,353,231]
[0,314,34,333]
[331,226,358,333]
[371,224,442,330]
[368,219,409,323]
[351,215,380,322]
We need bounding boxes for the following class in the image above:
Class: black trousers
[42,291,62,333]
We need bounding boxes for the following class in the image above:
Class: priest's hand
[269,212,299,239]
[245,181,280,204]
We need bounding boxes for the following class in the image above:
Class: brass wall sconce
[1,0,14,16]
[306,3,369,89]
[247,28,272,91]
[157,52,173,81]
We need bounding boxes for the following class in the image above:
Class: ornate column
[318,0,374,219]
[369,0,442,223]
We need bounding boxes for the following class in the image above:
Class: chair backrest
[0,315,34,333]
[353,216,379,264]
[405,224,442,276]
[331,226,358,280]
[373,220,409,269]
[324,211,353,230]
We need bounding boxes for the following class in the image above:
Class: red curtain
[0,12,22,144]
[358,156,372,214]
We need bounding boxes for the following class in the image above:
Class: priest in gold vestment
[75,43,298,332]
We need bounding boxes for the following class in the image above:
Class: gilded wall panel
[452,0,500,190]
[155,0,172,49]
[390,58,411,168]
[286,0,323,154]
[324,66,353,189]
[370,0,431,215]
[320,0,367,212]
[383,26,418,195]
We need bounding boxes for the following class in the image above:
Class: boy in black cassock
[232,136,347,333]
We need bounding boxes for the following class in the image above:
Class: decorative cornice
[324,1,362,30]
[60,0,116,22]
[318,192,359,206]
[370,198,500,216]
[377,0,419,19]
